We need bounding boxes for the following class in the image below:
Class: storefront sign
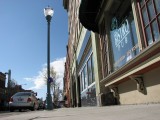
[114,19,130,51]
[110,13,139,71]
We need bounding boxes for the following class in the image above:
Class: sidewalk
[52,104,160,120]
[1,104,160,120]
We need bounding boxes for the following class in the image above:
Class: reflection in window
[147,0,156,20]
[81,72,84,92]
[80,49,95,92]
[142,7,149,26]
[155,0,160,13]
[151,20,160,41]
[84,65,88,89]
[87,57,92,86]
[146,26,153,45]
[91,54,95,82]
[79,47,96,106]
[81,84,97,106]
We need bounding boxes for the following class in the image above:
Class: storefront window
[81,72,84,92]
[91,54,95,83]
[110,11,139,71]
[81,84,96,107]
[83,65,88,90]
[87,57,92,86]
[79,49,96,106]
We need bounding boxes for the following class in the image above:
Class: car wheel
[19,109,22,112]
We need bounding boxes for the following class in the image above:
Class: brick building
[63,0,160,107]
[0,72,6,110]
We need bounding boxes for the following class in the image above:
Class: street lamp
[44,6,54,110]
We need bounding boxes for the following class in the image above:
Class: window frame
[99,19,109,78]
[137,0,160,47]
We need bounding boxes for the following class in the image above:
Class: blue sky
[0,0,68,100]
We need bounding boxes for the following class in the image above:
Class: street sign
[48,77,53,83]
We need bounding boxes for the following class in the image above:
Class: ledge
[99,40,160,87]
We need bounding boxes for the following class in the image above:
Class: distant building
[63,0,160,107]
[63,58,71,107]
[0,72,6,110]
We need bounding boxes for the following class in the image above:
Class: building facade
[0,72,6,110]
[64,0,160,107]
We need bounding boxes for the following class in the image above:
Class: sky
[0,0,68,100]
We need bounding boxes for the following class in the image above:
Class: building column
[91,32,103,106]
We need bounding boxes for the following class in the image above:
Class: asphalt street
[0,104,160,120]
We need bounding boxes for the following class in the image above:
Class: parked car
[9,92,39,112]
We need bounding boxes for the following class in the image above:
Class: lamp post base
[46,93,53,110]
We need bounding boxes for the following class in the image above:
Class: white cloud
[50,57,66,89]
[24,77,34,82]
[24,57,66,90]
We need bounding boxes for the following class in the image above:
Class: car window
[14,92,31,96]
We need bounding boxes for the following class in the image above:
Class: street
[0,104,160,120]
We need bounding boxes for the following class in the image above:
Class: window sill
[100,40,160,87]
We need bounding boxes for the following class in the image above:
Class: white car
[9,92,39,112]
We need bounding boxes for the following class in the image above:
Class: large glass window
[79,49,96,106]
[83,65,88,89]
[80,72,84,91]
[110,11,139,71]
[138,0,160,46]
[91,54,95,83]
[87,53,95,86]
[87,57,92,86]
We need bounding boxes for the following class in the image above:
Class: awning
[79,0,103,33]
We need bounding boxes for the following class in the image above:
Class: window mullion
[137,2,148,47]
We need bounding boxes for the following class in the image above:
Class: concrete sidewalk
[1,104,160,120]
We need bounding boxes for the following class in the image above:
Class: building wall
[63,0,83,107]
[119,67,160,104]
[77,30,98,106]
[65,0,160,107]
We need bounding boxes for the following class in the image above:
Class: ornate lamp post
[44,6,54,110]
